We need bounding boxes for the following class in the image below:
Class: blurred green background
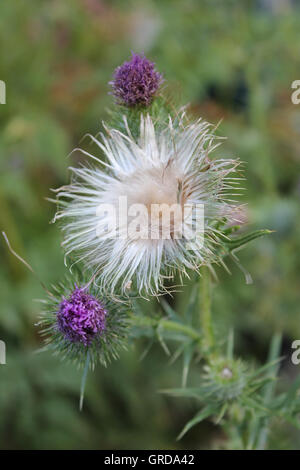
[1,0,300,449]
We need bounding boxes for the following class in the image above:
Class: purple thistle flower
[57,286,107,347]
[110,53,163,107]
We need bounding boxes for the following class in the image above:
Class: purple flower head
[57,286,107,347]
[110,53,163,107]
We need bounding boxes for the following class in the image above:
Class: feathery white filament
[55,114,240,296]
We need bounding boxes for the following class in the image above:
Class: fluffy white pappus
[54,114,241,296]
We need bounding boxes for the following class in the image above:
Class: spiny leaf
[177,405,217,440]
[215,402,229,424]
[282,373,300,411]
[248,356,284,381]
[221,229,273,252]
[184,284,199,327]
[160,387,202,401]
[156,324,171,356]
[182,342,195,387]
[160,297,180,321]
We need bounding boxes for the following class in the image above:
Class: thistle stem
[200,266,214,353]
[256,332,282,450]
[79,349,90,412]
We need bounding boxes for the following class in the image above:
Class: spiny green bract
[37,272,130,369]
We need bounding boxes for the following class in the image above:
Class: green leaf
[221,229,273,252]
[215,402,229,424]
[251,333,282,450]
[248,356,283,381]
[156,324,171,356]
[177,405,217,440]
[282,373,300,412]
[184,283,199,328]
[182,342,195,387]
[160,387,202,401]
[160,298,180,321]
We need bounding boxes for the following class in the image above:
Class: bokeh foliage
[1,0,300,449]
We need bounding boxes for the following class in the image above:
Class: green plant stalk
[79,349,90,412]
[256,332,282,450]
[199,266,214,354]
[247,332,282,450]
[0,188,26,280]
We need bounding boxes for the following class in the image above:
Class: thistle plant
[9,52,299,448]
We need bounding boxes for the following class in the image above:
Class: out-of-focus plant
[1,0,300,450]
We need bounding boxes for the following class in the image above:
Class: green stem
[247,332,282,450]
[200,266,214,353]
[0,188,26,280]
[79,350,90,412]
[256,332,282,450]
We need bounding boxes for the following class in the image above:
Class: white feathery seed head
[54,113,241,297]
